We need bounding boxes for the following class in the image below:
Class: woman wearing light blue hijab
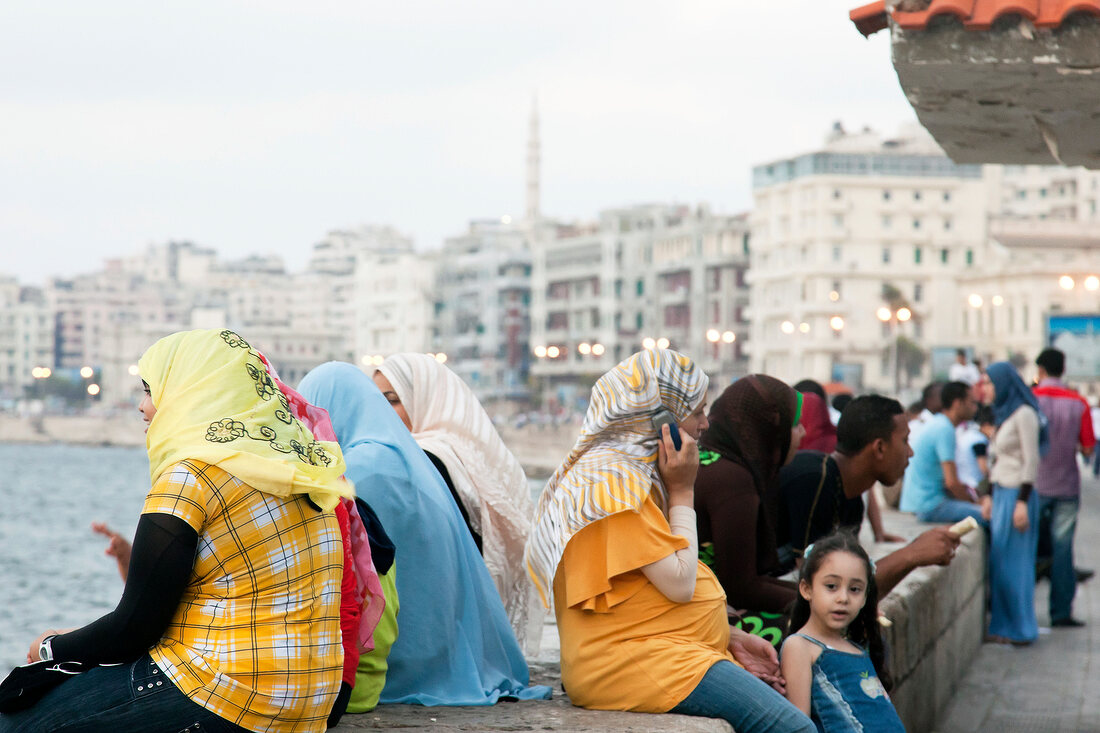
[298,362,551,706]
[982,361,1044,645]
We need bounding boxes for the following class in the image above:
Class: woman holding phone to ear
[525,350,813,732]
[694,376,806,646]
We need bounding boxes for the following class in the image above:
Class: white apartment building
[529,204,751,403]
[0,278,54,401]
[749,124,990,392]
[432,219,532,403]
[353,247,438,366]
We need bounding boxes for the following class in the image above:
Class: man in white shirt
[949,349,981,386]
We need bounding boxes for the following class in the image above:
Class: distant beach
[0,414,575,479]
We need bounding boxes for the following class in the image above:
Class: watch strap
[38,634,57,662]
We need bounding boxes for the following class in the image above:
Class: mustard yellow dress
[554,495,737,713]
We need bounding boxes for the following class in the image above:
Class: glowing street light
[546,345,560,358]
[642,337,656,350]
[1086,276,1100,291]
[798,322,810,334]
[829,290,840,302]
[578,342,592,355]
[992,295,1004,306]
[80,366,94,379]
[780,321,795,334]
[434,353,448,364]
[721,330,735,343]
[656,337,670,350]
[967,294,983,309]
[706,328,720,343]
[876,307,892,323]
[127,364,140,376]
[1060,275,1075,290]
[591,343,605,356]
[896,307,912,322]
[87,384,100,396]
[533,345,547,358]
[829,316,845,332]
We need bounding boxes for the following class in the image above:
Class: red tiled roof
[849,0,1100,36]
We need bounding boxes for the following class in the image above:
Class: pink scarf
[259,353,386,652]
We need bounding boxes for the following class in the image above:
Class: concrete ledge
[334,505,983,733]
[871,508,986,733]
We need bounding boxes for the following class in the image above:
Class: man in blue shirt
[900,381,989,526]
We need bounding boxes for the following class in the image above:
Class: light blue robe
[299,362,551,706]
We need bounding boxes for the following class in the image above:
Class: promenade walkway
[935,471,1100,733]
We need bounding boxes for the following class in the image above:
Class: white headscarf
[377,353,543,654]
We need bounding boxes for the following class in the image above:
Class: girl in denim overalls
[780,532,905,732]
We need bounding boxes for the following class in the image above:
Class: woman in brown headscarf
[695,375,805,646]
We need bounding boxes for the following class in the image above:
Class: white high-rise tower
[526,95,540,222]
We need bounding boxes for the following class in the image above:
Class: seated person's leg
[918,498,989,529]
[669,660,814,733]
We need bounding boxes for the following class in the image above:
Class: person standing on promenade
[982,362,1044,645]
[777,395,960,597]
[900,381,988,526]
[1032,348,1095,628]
[525,350,814,732]
[3,329,354,733]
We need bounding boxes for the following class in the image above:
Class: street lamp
[656,337,670,350]
[780,320,795,335]
[1086,276,1100,292]
[591,343,605,356]
[642,337,656,350]
[578,342,592,355]
[876,307,912,396]
[1059,275,1075,290]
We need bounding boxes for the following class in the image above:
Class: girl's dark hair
[786,530,892,691]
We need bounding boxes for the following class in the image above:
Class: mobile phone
[651,409,682,451]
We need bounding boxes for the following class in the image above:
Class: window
[883,190,891,201]
[833,189,842,199]
[914,190,922,201]
[944,218,952,231]
[832,246,842,262]
[914,283,922,302]
[941,249,949,264]
[914,247,922,264]
[636,280,644,296]
[913,218,922,230]
[833,214,844,229]
[882,247,891,264]
[943,191,952,202]
[966,249,974,266]
[882,215,892,228]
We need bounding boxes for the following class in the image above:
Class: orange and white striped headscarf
[524,349,708,608]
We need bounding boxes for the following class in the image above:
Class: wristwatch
[38,634,57,662]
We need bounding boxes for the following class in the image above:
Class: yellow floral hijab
[139,329,352,510]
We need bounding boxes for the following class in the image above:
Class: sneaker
[1051,617,1086,628]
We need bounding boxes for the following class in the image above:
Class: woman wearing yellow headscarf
[5,329,352,733]
[524,350,813,733]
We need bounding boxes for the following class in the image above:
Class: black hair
[921,381,944,411]
[831,393,853,414]
[793,379,826,401]
[787,530,892,690]
[975,405,994,426]
[1036,348,1065,378]
[941,381,970,411]
[956,348,966,358]
[836,395,903,455]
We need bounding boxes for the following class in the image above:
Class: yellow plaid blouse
[144,460,343,732]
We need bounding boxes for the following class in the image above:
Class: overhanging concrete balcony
[850,0,1100,168]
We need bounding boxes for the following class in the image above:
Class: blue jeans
[670,660,814,733]
[917,498,989,529]
[0,655,247,733]
[1039,496,1079,622]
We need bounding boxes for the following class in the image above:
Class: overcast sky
[1,0,914,285]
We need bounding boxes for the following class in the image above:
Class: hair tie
[803,542,815,559]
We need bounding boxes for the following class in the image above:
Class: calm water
[0,443,549,675]
[0,443,148,674]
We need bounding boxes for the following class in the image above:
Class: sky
[1,0,915,285]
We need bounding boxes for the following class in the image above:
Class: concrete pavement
[935,470,1100,733]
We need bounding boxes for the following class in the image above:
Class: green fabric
[733,611,787,649]
[698,449,722,467]
[346,565,400,713]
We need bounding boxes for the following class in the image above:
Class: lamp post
[876,306,911,397]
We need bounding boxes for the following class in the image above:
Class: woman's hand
[980,495,993,521]
[92,522,132,582]
[1012,500,1029,532]
[657,424,699,508]
[728,625,785,694]
[27,629,61,663]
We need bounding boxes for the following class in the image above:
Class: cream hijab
[377,353,542,653]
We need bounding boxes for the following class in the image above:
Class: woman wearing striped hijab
[525,350,813,733]
[374,353,542,654]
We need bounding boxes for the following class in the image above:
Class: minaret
[525,95,540,222]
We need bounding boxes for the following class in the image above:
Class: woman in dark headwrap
[695,376,806,646]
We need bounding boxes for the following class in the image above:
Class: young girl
[780,531,905,732]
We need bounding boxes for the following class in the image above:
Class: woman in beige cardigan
[981,361,1044,645]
